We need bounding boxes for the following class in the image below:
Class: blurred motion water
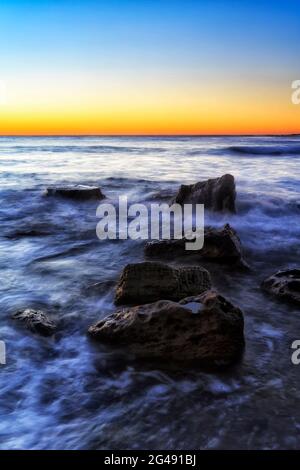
[0,135,299,449]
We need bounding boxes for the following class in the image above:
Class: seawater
[0,135,299,449]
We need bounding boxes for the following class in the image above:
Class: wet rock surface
[145,223,246,267]
[115,261,212,305]
[12,309,57,336]
[262,269,300,305]
[46,184,105,200]
[173,174,236,213]
[89,290,245,368]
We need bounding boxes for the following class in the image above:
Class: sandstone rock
[262,269,300,305]
[88,290,244,368]
[46,184,105,200]
[12,309,57,336]
[145,224,246,267]
[173,174,236,213]
[115,261,211,305]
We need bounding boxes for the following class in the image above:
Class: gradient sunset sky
[0,0,299,135]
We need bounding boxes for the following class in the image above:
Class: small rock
[262,269,300,305]
[46,184,105,200]
[115,261,211,305]
[12,309,57,336]
[173,174,236,213]
[88,290,244,368]
[145,224,246,267]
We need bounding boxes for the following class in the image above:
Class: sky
[0,0,299,135]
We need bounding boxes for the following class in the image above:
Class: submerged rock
[262,269,300,305]
[5,227,51,239]
[173,174,236,213]
[46,184,105,200]
[12,309,57,336]
[88,290,244,368]
[115,261,211,305]
[145,224,246,267]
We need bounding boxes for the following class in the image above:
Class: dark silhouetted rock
[115,261,211,305]
[262,269,300,305]
[88,290,244,368]
[173,174,236,213]
[12,309,57,336]
[145,224,247,267]
[46,184,105,200]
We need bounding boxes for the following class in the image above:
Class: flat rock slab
[145,223,245,266]
[46,185,105,200]
[115,261,212,305]
[262,269,300,305]
[89,290,245,368]
[12,309,57,336]
[173,174,236,213]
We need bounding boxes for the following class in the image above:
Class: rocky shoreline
[11,174,300,371]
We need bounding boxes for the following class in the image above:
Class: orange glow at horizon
[0,74,299,135]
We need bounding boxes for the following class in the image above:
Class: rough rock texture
[262,269,300,305]
[46,184,105,201]
[12,309,57,336]
[88,290,244,368]
[173,174,236,213]
[115,261,211,305]
[145,224,246,267]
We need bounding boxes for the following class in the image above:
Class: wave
[1,145,166,155]
[228,145,300,156]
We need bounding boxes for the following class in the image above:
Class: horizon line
[0,133,299,138]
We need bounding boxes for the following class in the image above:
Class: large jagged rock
[262,269,300,305]
[115,261,211,305]
[88,290,244,368]
[46,184,105,201]
[12,309,57,336]
[173,174,236,213]
[145,224,246,267]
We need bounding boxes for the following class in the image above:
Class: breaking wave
[228,144,300,156]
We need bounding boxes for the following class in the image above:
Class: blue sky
[0,0,299,134]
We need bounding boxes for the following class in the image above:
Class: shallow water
[0,135,300,449]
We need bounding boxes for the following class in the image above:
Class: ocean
[0,135,299,449]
